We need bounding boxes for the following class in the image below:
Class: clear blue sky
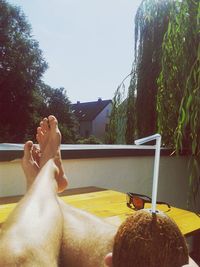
[8,0,142,103]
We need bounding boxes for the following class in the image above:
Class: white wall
[0,160,26,197]
[0,155,190,210]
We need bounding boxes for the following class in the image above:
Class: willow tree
[157,0,199,147]
[125,75,136,144]
[105,85,127,144]
[126,0,172,142]
[157,0,200,205]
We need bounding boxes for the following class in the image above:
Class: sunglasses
[126,192,171,210]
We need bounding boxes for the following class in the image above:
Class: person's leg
[36,115,68,192]
[33,116,118,267]
[21,140,40,190]
[59,199,117,267]
[0,116,68,266]
[0,158,64,266]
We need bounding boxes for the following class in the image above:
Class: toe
[37,126,43,134]
[40,117,49,132]
[40,121,45,132]
[36,133,41,144]
[32,145,41,165]
[48,115,58,130]
[43,117,49,131]
[36,127,43,143]
[23,141,33,159]
[37,127,44,138]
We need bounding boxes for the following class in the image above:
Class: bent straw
[135,134,161,213]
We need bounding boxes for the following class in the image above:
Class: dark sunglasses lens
[132,197,144,209]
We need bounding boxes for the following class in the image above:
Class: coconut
[112,210,188,267]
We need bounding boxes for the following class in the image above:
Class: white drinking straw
[135,134,161,213]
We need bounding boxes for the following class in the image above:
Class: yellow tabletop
[61,190,200,237]
[1,189,200,237]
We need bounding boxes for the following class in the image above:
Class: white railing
[0,144,190,211]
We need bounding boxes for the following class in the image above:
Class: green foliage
[105,85,127,144]
[77,135,102,144]
[125,74,136,144]
[0,0,78,143]
[107,0,199,206]
[23,83,78,143]
[38,85,78,143]
[0,0,47,142]
[157,0,200,206]
[157,0,199,148]
[175,2,200,205]
[127,0,172,141]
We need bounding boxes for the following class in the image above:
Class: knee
[0,238,30,266]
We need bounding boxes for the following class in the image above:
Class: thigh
[0,233,59,267]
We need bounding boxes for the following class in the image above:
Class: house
[71,98,112,141]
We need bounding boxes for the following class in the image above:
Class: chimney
[77,101,80,104]
[98,98,102,102]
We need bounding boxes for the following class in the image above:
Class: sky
[8,0,142,104]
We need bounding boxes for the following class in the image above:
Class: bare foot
[36,115,68,193]
[21,141,40,190]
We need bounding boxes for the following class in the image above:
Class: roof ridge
[71,99,112,105]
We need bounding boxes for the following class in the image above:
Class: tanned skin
[0,115,115,267]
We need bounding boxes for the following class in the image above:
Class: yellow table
[61,189,200,237]
[1,188,200,238]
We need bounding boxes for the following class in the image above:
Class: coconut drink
[112,210,188,267]
[112,134,189,267]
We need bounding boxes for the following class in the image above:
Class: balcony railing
[0,144,190,211]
